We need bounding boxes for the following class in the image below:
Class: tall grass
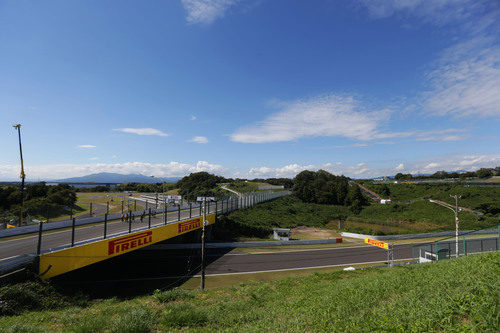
[1,252,498,332]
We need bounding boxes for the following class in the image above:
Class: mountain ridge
[53,172,181,183]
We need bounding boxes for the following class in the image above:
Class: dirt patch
[290,226,340,240]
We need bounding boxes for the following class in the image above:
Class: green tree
[177,172,226,200]
[380,184,391,197]
[476,168,493,179]
[293,170,350,205]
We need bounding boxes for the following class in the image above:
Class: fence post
[148,208,152,229]
[199,202,202,216]
[104,213,108,239]
[71,218,76,246]
[36,221,43,256]
[189,202,192,218]
[215,200,218,216]
[178,204,181,221]
[128,212,132,233]
[463,235,466,255]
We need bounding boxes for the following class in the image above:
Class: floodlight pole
[13,124,25,227]
[451,195,461,258]
[429,197,461,258]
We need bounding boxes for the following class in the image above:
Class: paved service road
[0,204,222,261]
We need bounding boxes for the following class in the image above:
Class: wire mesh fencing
[412,224,500,263]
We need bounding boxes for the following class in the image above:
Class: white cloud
[409,154,500,174]
[189,136,209,144]
[356,0,486,26]
[423,37,500,118]
[181,0,238,24]
[113,128,169,137]
[357,0,500,119]
[246,154,499,179]
[190,115,197,120]
[0,154,498,181]
[77,145,96,149]
[0,161,227,180]
[230,95,395,143]
[248,162,372,178]
[229,94,476,144]
[89,157,99,161]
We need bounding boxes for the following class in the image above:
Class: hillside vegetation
[214,195,349,240]
[1,252,498,332]
[363,182,499,217]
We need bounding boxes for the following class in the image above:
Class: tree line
[0,182,77,219]
[394,167,499,181]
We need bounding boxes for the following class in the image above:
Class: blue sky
[1,0,499,180]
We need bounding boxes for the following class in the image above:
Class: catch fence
[412,224,500,263]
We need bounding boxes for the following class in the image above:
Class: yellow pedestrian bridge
[39,214,216,279]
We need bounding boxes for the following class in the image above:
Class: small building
[380,199,392,204]
[273,228,291,241]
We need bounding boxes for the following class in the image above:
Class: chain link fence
[412,224,500,263]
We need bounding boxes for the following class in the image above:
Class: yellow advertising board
[39,214,216,280]
[364,237,389,250]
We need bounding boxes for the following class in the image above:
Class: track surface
[202,244,411,275]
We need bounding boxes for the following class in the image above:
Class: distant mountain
[53,172,181,184]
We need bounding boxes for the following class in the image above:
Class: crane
[13,124,25,227]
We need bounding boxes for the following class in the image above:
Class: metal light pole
[13,124,25,227]
[429,197,461,257]
[200,197,206,290]
[450,195,461,258]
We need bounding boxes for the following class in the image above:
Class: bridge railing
[33,190,291,256]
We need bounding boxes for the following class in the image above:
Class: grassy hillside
[223,181,260,193]
[363,182,499,210]
[1,252,498,332]
[214,195,349,240]
[214,195,496,238]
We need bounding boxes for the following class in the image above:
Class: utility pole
[200,197,206,290]
[197,196,214,290]
[451,195,461,258]
[13,124,25,227]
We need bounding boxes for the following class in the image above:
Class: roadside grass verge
[0,252,498,332]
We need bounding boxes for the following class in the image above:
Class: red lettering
[131,240,137,248]
[121,243,129,251]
